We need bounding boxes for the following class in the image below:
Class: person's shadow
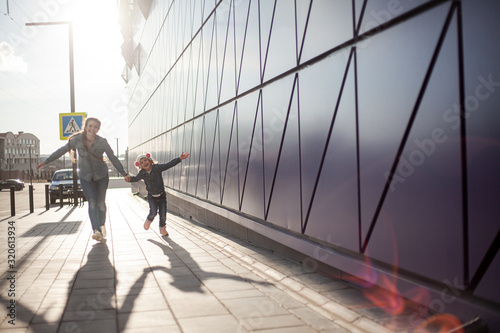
[30,242,151,332]
[148,237,271,292]
[2,235,270,331]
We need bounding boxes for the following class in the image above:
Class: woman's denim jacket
[44,134,126,182]
[129,158,181,196]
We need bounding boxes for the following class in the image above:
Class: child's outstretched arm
[126,172,143,182]
[157,152,189,172]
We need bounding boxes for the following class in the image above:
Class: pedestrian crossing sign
[59,112,87,140]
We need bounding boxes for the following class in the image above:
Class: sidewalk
[0,188,431,333]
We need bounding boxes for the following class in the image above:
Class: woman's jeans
[147,192,167,227]
[80,176,109,231]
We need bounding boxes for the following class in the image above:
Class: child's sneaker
[159,226,169,236]
[144,219,152,230]
[92,229,102,241]
[100,225,106,238]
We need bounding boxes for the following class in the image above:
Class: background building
[119,0,500,329]
[0,131,40,181]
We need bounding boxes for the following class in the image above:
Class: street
[0,182,51,218]
[0,178,130,219]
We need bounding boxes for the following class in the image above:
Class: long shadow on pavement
[148,238,271,292]
[1,241,156,332]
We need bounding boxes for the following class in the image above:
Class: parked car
[48,169,85,204]
[0,179,25,191]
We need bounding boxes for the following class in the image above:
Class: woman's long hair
[68,117,102,162]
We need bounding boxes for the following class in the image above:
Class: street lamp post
[28,145,33,186]
[25,21,79,205]
[115,138,120,176]
[8,152,12,178]
[27,144,34,213]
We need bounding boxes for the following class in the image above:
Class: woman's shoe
[160,226,169,236]
[144,219,152,230]
[92,229,102,241]
[100,225,106,238]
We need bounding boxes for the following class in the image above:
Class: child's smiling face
[139,157,152,171]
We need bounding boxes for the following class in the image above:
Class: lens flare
[414,313,464,333]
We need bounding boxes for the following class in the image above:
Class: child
[127,152,189,236]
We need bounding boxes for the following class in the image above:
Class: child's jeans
[147,192,167,227]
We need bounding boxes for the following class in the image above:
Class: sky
[0,0,129,156]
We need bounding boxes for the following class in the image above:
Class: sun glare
[62,0,121,54]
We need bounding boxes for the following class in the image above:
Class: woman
[37,117,130,241]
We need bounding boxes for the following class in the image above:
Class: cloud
[0,42,28,73]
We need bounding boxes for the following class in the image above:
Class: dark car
[48,169,85,204]
[0,179,25,191]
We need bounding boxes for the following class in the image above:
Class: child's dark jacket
[129,158,181,196]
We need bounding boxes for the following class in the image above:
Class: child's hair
[135,153,156,169]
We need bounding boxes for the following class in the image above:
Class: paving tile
[154,272,202,290]
[167,291,229,319]
[221,296,290,319]
[75,269,115,280]
[115,285,162,296]
[201,277,258,293]
[214,288,264,300]
[240,314,306,331]
[39,296,69,309]
[58,318,117,333]
[178,314,243,333]
[31,306,65,324]
[116,292,169,313]
[120,326,181,333]
[62,309,116,322]
[252,326,318,333]
[263,288,309,310]
[118,309,176,330]
[324,288,372,308]
[1,312,33,329]
[72,278,115,290]
[27,323,60,333]
[290,307,351,332]
[64,294,115,313]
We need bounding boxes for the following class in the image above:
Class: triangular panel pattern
[367,9,464,283]
[236,91,262,212]
[218,0,238,104]
[357,4,452,247]
[221,102,241,211]
[261,74,297,221]
[202,15,219,112]
[266,75,302,232]
[237,0,264,94]
[195,116,208,198]
[305,55,359,251]
[240,93,265,219]
[207,110,223,203]
[300,0,353,64]
[262,0,296,82]
[297,54,351,232]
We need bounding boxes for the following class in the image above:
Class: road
[0,182,50,219]
[0,178,130,219]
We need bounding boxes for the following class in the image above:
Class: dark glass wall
[121,0,500,326]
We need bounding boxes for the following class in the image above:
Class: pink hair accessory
[135,153,153,168]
